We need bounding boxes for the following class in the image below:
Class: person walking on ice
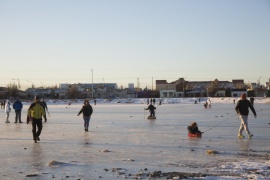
[27,96,46,143]
[235,93,257,139]
[145,103,156,119]
[77,99,93,132]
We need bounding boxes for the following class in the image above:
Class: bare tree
[6,82,19,97]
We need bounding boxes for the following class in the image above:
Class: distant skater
[5,99,11,123]
[27,96,46,143]
[204,101,208,109]
[145,103,156,119]
[77,99,93,132]
[233,99,235,104]
[153,98,156,105]
[159,99,162,105]
[13,98,23,123]
[250,96,254,106]
[208,99,212,108]
[235,93,257,139]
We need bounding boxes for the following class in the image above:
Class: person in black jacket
[187,122,202,134]
[78,99,93,132]
[235,93,257,139]
[145,103,156,118]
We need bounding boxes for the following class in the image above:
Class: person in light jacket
[5,99,11,123]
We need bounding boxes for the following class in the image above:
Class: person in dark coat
[13,98,23,123]
[187,122,202,134]
[250,96,254,106]
[235,93,257,139]
[78,99,93,132]
[145,103,156,118]
[40,98,48,122]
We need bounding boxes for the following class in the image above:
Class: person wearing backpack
[27,96,46,143]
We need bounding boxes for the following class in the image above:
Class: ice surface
[1,98,270,179]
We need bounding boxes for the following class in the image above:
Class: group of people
[188,93,257,139]
[3,93,258,143]
[2,97,48,143]
[4,98,24,123]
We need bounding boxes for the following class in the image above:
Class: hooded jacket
[13,100,23,111]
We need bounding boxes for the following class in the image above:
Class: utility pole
[92,69,94,99]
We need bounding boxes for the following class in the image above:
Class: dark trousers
[15,111,22,122]
[150,110,155,117]
[32,118,43,140]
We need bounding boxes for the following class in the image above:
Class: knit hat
[241,93,247,100]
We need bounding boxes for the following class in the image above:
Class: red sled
[188,132,202,137]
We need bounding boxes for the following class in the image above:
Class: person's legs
[238,115,251,137]
[15,111,18,123]
[83,117,87,131]
[18,111,22,123]
[83,117,90,131]
[6,112,10,122]
[86,117,90,130]
[32,120,37,142]
[36,119,43,139]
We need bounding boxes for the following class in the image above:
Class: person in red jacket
[77,100,93,132]
[235,93,257,139]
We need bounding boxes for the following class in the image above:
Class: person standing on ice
[77,99,93,132]
[12,98,23,123]
[5,99,11,123]
[27,96,46,143]
[145,103,156,118]
[250,96,254,106]
[40,98,48,122]
[235,93,257,139]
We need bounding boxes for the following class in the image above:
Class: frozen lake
[1,101,270,179]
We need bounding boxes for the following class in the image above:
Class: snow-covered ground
[1,98,269,179]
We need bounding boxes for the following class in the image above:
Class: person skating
[5,99,11,123]
[13,98,23,123]
[145,103,156,118]
[77,99,93,132]
[27,96,46,143]
[235,93,257,139]
[250,96,254,106]
[40,98,48,122]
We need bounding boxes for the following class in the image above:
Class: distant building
[128,83,134,90]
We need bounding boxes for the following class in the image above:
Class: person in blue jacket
[13,98,23,123]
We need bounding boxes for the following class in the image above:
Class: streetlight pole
[26,80,34,88]
[183,77,186,97]
[91,69,94,99]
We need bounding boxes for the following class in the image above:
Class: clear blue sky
[0,0,269,90]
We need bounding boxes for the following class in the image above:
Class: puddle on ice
[0,99,269,179]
